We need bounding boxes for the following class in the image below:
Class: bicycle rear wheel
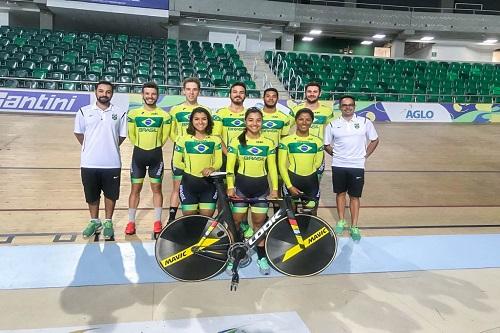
[265,214,337,277]
[155,215,232,281]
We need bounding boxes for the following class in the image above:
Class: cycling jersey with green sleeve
[127,107,172,150]
[261,110,292,147]
[278,133,324,189]
[172,134,223,177]
[291,102,333,140]
[226,136,278,191]
[169,103,211,142]
[212,107,246,146]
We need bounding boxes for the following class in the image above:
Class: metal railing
[0,76,497,104]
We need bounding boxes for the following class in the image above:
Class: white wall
[209,31,247,51]
[246,38,275,53]
[430,45,493,62]
[0,12,8,26]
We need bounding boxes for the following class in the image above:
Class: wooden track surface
[1,114,500,244]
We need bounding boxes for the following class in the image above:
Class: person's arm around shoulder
[323,122,334,156]
[74,108,85,145]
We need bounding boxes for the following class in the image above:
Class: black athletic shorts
[179,173,217,205]
[286,171,320,201]
[81,167,121,203]
[130,146,164,182]
[331,166,365,198]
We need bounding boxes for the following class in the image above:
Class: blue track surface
[2,234,500,290]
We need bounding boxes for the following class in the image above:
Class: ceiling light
[483,38,498,44]
[372,34,386,39]
[420,36,434,41]
[302,36,314,42]
[361,40,373,45]
[310,29,322,35]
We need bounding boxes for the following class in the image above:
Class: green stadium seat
[248,90,260,98]
[62,82,79,90]
[82,72,99,82]
[116,85,130,93]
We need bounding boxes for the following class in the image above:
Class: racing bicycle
[155,172,337,290]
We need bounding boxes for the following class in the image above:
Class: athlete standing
[172,107,222,217]
[226,107,278,275]
[125,82,172,236]
[168,78,210,222]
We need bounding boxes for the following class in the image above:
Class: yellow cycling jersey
[226,136,278,191]
[261,110,292,147]
[212,107,246,146]
[278,134,324,188]
[127,107,171,150]
[172,134,223,177]
[291,102,333,140]
[169,103,211,142]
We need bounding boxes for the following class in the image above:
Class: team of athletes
[75,78,378,274]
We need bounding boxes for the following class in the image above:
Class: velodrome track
[1,113,500,332]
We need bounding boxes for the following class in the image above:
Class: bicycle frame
[202,175,308,290]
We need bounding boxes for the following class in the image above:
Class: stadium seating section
[0,26,259,97]
[265,50,500,103]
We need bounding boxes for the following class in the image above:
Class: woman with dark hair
[172,107,222,217]
[278,108,324,214]
[226,107,278,275]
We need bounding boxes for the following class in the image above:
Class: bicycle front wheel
[265,214,337,277]
[155,215,232,282]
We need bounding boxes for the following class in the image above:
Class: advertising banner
[0,88,498,123]
[381,102,453,122]
[69,0,168,9]
[0,89,90,115]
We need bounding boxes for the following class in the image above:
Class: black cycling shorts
[130,146,164,182]
[286,171,320,201]
[179,173,217,205]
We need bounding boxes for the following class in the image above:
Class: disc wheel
[155,215,232,281]
[265,214,337,277]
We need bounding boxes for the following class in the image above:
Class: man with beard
[167,77,210,223]
[292,82,333,142]
[212,82,253,237]
[292,82,333,180]
[125,82,172,237]
[74,81,127,240]
[212,82,247,164]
